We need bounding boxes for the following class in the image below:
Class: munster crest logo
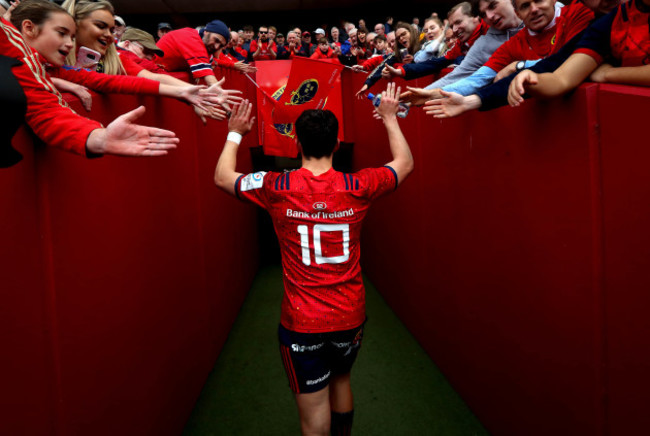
[288,79,319,105]
[272,80,320,138]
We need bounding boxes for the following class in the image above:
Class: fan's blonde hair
[62,0,125,74]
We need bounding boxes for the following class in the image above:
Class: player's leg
[278,324,333,435]
[328,322,365,435]
[329,372,353,411]
[295,387,331,436]
[329,372,354,436]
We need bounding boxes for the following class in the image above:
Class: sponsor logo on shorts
[291,342,325,353]
[332,341,351,349]
[306,370,331,386]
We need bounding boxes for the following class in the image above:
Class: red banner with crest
[254,58,344,158]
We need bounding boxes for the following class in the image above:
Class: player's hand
[495,61,518,82]
[228,99,255,135]
[589,63,613,83]
[375,82,400,120]
[423,90,467,119]
[508,70,538,107]
[87,106,179,156]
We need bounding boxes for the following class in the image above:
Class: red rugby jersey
[249,40,277,60]
[575,0,650,67]
[214,51,238,67]
[485,2,594,72]
[236,166,397,333]
[155,28,215,80]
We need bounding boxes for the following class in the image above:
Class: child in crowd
[372,34,388,57]
[310,37,341,60]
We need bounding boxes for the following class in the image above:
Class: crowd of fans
[1,0,649,165]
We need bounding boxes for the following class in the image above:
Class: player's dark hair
[295,110,339,159]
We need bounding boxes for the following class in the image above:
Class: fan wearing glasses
[250,25,277,61]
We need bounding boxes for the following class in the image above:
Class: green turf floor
[183,265,489,436]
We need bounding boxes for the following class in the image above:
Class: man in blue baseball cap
[155,19,231,86]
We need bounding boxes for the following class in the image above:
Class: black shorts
[278,321,365,394]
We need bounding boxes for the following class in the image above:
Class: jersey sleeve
[176,32,215,79]
[120,55,144,76]
[563,2,596,42]
[54,67,160,95]
[573,8,616,65]
[354,166,398,201]
[484,34,520,72]
[235,171,276,209]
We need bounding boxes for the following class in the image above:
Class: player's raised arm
[375,82,414,186]
[214,100,255,196]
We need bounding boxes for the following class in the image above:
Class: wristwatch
[516,60,526,72]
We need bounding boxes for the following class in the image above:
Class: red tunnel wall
[0,71,259,435]
[346,71,650,436]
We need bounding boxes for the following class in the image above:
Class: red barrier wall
[347,71,650,436]
[0,71,259,435]
[4,65,649,436]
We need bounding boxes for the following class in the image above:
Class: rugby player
[214,83,413,435]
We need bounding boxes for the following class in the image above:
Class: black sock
[331,410,354,436]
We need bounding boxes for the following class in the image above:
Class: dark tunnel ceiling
[108,0,456,14]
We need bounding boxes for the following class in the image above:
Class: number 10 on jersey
[297,224,350,266]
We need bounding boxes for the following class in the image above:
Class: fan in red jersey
[508,0,650,105]
[214,83,414,435]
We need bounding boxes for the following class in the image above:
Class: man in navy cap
[155,19,230,85]
[157,22,173,40]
